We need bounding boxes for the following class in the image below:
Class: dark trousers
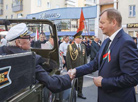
[63,56,66,68]
[77,76,83,95]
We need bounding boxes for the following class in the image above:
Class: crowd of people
[0,8,138,102]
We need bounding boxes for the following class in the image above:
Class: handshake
[67,68,76,80]
[67,68,103,87]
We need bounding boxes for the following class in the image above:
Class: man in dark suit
[66,31,87,99]
[90,37,100,61]
[69,8,138,102]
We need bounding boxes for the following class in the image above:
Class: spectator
[90,37,100,61]
[34,33,47,48]
[59,35,70,68]
[0,35,7,46]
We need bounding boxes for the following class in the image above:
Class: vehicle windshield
[0,22,54,50]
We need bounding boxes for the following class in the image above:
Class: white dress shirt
[75,42,81,50]
[108,28,122,47]
[59,41,70,56]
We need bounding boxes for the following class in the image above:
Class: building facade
[0,0,79,19]
[118,0,138,37]
[27,6,97,36]
[0,0,97,19]
[0,0,98,37]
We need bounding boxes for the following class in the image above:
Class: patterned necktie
[103,38,111,55]
[101,38,111,64]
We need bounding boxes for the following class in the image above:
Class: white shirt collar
[75,42,78,46]
[75,42,80,47]
[63,41,69,44]
[109,28,122,42]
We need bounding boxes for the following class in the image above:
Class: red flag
[77,9,85,32]
[35,28,39,41]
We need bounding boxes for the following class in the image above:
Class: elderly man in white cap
[0,23,72,93]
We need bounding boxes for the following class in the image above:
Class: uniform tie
[78,44,80,51]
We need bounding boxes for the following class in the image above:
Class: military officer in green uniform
[66,31,87,99]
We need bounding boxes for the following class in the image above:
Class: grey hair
[7,40,16,46]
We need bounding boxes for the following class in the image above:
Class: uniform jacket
[0,46,71,93]
[75,29,138,102]
[66,43,87,70]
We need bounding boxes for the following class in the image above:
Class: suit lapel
[98,39,107,66]
[98,39,109,71]
[99,29,123,73]
[109,29,123,52]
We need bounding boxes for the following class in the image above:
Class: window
[6,5,8,10]
[47,2,50,8]
[37,0,41,7]
[88,19,95,31]
[12,0,22,7]
[54,20,71,31]
[129,5,136,17]
[11,15,13,19]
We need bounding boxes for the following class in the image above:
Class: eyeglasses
[19,36,31,40]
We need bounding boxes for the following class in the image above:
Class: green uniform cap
[73,31,82,38]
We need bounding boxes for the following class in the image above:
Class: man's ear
[15,39,22,48]
[112,19,117,26]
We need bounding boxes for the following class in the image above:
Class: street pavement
[76,71,138,102]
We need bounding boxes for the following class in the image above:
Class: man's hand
[67,69,76,80]
[93,76,103,87]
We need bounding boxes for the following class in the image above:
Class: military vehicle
[0,19,77,102]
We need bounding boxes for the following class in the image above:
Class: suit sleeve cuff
[102,78,114,92]
[76,68,81,78]
[101,78,107,89]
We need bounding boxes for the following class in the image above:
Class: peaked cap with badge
[6,23,32,41]
[73,31,82,38]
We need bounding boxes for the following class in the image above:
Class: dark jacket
[34,40,47,48]
[75,29,138,102]
[90,40,100,61]
[0,46,71,93]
